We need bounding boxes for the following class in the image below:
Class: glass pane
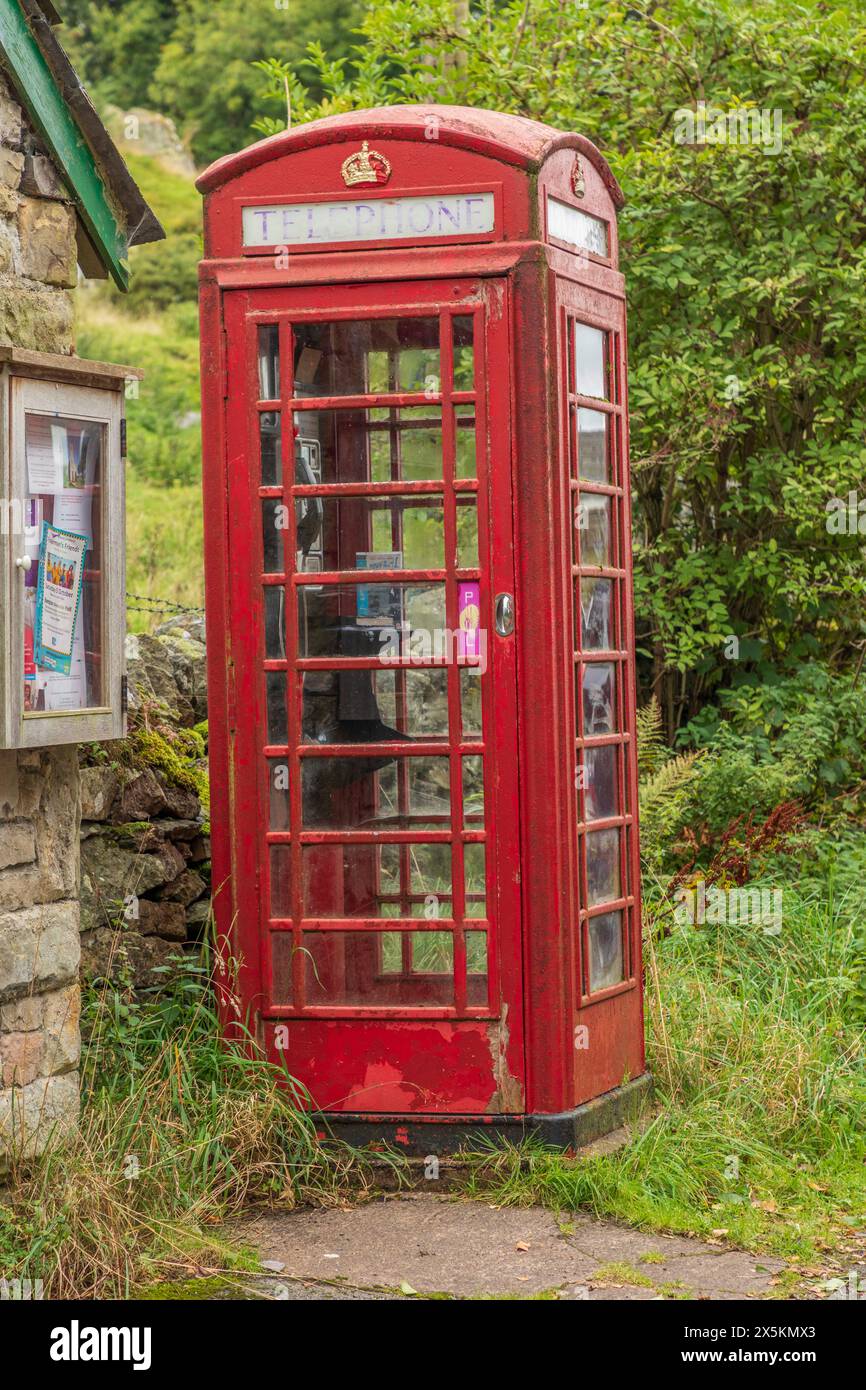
[462,756,485,827]
[456,497,479,568]
[577,409,608,483]
[302,666,449,745]
[374,667,450,738]
[297,582,446,659]
[464,842,487,918]
[23,413,104,714]
[410,932,454,973]
[580,576,614,650]
[455,410,476,478]
[271,932,294,1004]
[586,827,621,906]
[452,316,474,389]
[466,930,488,1005]
[302,932,453,1006]
[589,911,624,991]
[582,663,616,737]
[268,757,290,830]
[585,745,618,821]
[370,407,442,482]
[266,671,288,744]
[300,495,446,573]
[258,324,280,399]
[262,497,285,574]
[301,754,450,829]
[460,667,482,738]
[574,323,607,399]
[260,411,281,485]
[264,586,286,660]
[380,934,404,973]
[293,318,440,397]
[301,842,448,920]
[294,406,443,487]
[359,841,453,920]
[577,494,611,568]
[270,843,292,918]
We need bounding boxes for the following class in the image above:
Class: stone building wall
[0,68,81,1165]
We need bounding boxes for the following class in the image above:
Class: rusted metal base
[316,1073,653,1157]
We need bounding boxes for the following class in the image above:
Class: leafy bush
[682,664,866,787]
[639,663,866,885]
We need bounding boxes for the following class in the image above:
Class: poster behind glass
[23,413,104,714]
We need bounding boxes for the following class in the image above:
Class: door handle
[494,592,515,637]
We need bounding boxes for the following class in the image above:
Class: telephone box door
[222,279,525,1115]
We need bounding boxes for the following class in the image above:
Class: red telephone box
[198,105,649,1149]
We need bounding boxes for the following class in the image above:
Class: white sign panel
[547,197,609,257]
[242,192,495,248]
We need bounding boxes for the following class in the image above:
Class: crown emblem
[341,141,391,187]
[571,156,586,198]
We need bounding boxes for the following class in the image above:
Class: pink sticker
[458,582,481,660]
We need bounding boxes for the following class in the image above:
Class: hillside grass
[124,470,204,633]
[76,151,205,631]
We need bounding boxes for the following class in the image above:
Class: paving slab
[227,1194,786,1301]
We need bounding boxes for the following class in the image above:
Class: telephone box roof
[197,104,624,208]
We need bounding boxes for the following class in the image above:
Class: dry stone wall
[78,618,211,990]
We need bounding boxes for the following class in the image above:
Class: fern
[636,696,668,779]
[639,750,701,812]
[639,747,703,868]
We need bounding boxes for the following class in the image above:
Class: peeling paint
[486,1004,525,1113]
[484,278,506,324]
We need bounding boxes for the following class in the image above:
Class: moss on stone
[129,727,208,804]
[134,1276,253,1301]
[102,821,154,845]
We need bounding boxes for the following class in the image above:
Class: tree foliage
[258,0,866,731]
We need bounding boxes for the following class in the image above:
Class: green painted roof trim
[0,0,129,288]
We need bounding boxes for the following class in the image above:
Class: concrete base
[317,1073,653,1156]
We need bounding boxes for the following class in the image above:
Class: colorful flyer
[356,551,403,627]
[34,523,89,676]
[23,588,36,682]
